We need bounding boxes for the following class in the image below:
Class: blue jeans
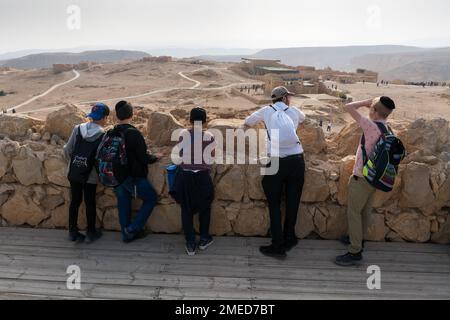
[114,177,157,240]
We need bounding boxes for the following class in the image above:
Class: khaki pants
[347,176,376,254]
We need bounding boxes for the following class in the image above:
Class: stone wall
[141,56,172,63]
[0,108,449,244]
[230,88,272,105]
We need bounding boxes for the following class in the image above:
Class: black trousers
[262,154,305,248]
[172,170,214,244]
[69,181,97,234]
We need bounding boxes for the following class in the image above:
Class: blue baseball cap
[87,103,110,121]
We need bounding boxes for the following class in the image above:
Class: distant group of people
[318,119,332,132]
[239,84,265,95]
[408,81,450,88]
[64,85,406,266]
[376,80,449,88]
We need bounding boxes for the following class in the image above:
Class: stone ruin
[141,56,172,63]
[0,105,449,244]
[52,62,94,74]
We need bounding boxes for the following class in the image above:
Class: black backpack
[96,127,129,187]
[361,122,406,192]
[68,126,104,183]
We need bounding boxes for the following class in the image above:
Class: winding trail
[9,70,80,112]
[17,66,259,115]
[77,67,247,105]
[177,69,201,89]
[77,67,207,105]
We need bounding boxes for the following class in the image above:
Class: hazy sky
[1,0,450,53]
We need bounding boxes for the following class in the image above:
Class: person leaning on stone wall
[335,96,396,267]
[170,107,216,256]
[244,86,306,259]
[63,103,110,243]
[111,101,163,243]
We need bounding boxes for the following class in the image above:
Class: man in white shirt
[245,86,306,259]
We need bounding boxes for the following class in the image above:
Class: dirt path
[77,66,257,105]
[19,66,259,115]
[9,70,80,112]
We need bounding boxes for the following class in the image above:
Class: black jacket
[170,169,214,215]
[114,124,158,178]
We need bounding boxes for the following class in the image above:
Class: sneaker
[284,238,298,252]
[199,238,214,251]
[68,231,85,243]
[259,245,287,259]
[340,235,365,249]
[123,229,146,244]
[335,252,363,267]
[185,243,196,256]
[86,230,103,244]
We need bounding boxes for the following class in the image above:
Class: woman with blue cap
[63,103,110,243]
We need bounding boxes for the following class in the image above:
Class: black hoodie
[114,124,158,178]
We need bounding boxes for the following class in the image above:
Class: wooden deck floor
[0,227,449,300]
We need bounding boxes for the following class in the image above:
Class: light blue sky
[1,0,450,53]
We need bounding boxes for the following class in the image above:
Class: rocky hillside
[200,45,450,82]
[0,106,449,244]
[199,45,424,68]
[352,47,450,81]
[0,50,150,69]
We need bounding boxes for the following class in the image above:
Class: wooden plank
[1,265,448,298]
[0,266,253,291]
[0,279,158,299]
[2,259,447,287]
[0,227,448,299]
[2,250,449,282]
[1,227,449,254]
[1,242,448,272]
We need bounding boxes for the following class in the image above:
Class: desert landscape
[0,56,449,246]
[0,60,260,119]
[2,56,449,124]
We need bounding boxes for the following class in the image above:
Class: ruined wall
[52,64,74,74]
[52,62,93,73]
[141,56,172,63]
[230,88,272,105]
[0,108,449,244]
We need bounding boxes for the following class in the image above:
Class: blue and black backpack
[361,122,406,193]
[96,128,129,187]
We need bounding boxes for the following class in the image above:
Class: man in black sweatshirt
[113,101,160,243]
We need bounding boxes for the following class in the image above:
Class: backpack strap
[375,121,390,137]
[361,133,368,164]
[264,105,275,141]
[76,125,83,140]
[360,121,390,164]
[74,125,83,151]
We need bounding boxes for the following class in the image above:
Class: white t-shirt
[244,101,306,157]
